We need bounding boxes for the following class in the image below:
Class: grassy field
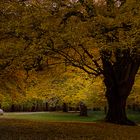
[2,111,140,123]
[0,111,140,140]
[2,111,105,122]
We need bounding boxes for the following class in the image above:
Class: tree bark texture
[105,88,133,125]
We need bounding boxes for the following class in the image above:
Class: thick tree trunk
[101,48,140,125]
[105,90,135,125]
[104,84,137,125]
[62,103,68,112]
[79,102,88,116]
[11,104,15,112]
[45,102,49,111]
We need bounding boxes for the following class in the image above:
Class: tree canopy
[0,0,140,125]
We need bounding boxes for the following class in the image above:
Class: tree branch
[80,44,103,74]
[60,11,86,26]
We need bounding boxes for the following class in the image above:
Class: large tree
[46,0,140,125]
[1,0,140,125]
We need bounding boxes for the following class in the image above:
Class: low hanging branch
[51,46,99,76]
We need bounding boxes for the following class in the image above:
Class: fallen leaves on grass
[0,118,140,140]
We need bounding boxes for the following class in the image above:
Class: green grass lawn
[127,111,140,124]
[2,111,140,123]
[2,111,105,122]
[0,111,140,140]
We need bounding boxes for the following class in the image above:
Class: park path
[4,111,49,115]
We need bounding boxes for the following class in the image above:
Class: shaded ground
[0,118,140,140]
[0,111,140,140]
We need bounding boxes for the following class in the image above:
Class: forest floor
[0,111,140,140]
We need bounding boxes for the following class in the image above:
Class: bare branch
[80,44,103,73]
[72,63,99,76]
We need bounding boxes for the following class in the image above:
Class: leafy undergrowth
[0,118,140,140]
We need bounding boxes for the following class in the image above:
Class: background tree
[26,66,105,114]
